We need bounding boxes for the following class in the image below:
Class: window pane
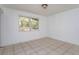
[19,16,30,31]
[31,18,39,30]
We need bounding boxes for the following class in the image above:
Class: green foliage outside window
[31,18,39,30]
[19,16,39,32]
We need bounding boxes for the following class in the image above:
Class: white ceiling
[2,4,79,16]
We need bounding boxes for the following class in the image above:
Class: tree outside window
[19,16,39,32]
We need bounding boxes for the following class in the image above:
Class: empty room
[0,4,79,55]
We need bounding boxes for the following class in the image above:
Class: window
[19,16,30,31]
[19,16,39,32]
[31,18,39,30]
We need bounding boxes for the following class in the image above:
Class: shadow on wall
[0,8,3,15]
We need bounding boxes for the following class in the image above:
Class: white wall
[48,8,79,45]
[0,8,1,46]
[1,8,47,46]
[0,8,3,46]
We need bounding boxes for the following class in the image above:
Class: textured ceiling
[2,4,79,16]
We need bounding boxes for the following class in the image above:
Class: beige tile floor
[0,37,79,55]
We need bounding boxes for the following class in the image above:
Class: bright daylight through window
[19,16,39,32]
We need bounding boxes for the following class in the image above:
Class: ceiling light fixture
[41,4,48,9]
